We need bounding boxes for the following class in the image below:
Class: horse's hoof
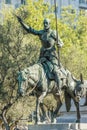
[76,119,80,123]
[80,103,87,107]
[37,121,42,124]
[53,118,56,123]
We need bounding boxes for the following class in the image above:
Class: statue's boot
[54,73,61,95]
[62,78,67,88]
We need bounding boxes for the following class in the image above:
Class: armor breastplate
[40,30,55,49]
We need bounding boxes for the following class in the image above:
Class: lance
[12,13,21,21]
[54,0,60,67]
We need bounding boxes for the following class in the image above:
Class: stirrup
[56,90,61,96]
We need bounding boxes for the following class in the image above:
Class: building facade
[0,0,87,10]
[0,0,26,23]
[0,0,87,18]
[0,0,25,9]
[45,0,87,17]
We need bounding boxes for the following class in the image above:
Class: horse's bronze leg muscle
[36,92,47,124]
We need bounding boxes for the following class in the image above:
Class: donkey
[40,73,85,123]
[51,74,86,123]
[17,63,84,123]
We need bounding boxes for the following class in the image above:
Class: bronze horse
[17,63,84,124]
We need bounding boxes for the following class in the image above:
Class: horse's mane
[24,63,43,81]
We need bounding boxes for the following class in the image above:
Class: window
[5,0,11,4]
[79,0,86,4]
[21,0,25,5]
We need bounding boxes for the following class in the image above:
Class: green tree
[0,0,54,129]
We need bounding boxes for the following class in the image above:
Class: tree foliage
[59,6,87,78]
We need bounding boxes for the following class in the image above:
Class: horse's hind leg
[54,99,62,116]
[51,95,62,123]
[53,94,62,116]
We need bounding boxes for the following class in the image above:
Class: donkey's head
[75,74,87,101]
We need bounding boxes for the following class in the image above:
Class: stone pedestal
[28,124,69,130]
[28,123,87,130]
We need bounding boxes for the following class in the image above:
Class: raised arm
[17,16,42,35]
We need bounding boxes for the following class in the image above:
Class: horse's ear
[80,73,84,84]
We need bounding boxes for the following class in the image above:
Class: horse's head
[17,64,41,97]
[17,70,28,96]
[75,74,87,101]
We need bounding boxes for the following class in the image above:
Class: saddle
[41,59,67,81]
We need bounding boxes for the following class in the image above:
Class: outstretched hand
[57,43,62,48]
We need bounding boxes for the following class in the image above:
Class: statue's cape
[64,92,71,112]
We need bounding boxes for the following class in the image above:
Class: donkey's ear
[80,73,84,84]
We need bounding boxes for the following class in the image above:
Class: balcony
[79,0,87,9]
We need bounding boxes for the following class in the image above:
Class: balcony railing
[79,0,87,4]
[79,0,87,9]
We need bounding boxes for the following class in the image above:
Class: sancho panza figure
[17,17,64,92]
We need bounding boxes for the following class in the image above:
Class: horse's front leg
[40,102,47,122]
[36,92,46,124]
[74,101,81,123]
[36,97,40,124]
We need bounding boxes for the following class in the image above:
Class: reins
[27,84,37,96]
[25,79,38,97]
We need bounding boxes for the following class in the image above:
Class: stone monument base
[28,123,87,130]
